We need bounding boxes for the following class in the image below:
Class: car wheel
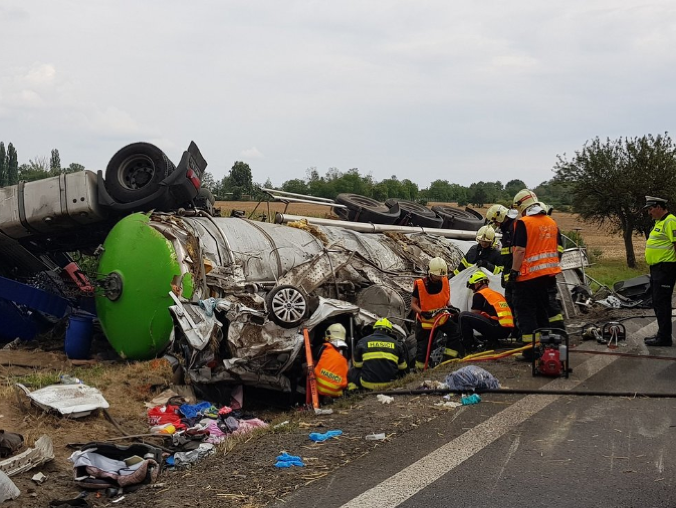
[266,285,309,328]
[430,205,484,231]
[104,142,176,203]
[385,199,443,228]
[333,193,401,224]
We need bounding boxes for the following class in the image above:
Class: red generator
[532,329,570,378]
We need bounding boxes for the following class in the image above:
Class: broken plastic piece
[31,472,47,484]
[365,433,386,441]
[376,394,394,404]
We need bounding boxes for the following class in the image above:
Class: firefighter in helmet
[452,226,503,277]
[347,318,408,390]
[313,323,349,398]
[458,271,514,351]
[410,257,465,369]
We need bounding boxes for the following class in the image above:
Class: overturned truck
[95,212,479,391]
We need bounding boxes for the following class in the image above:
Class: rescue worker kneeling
[314,324,349,399]
[411,257,465,369]
[458,271,514,351]
[347,318,407,391]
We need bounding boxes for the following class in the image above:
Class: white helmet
[324,323,346,342]
[428,257,448,276]
[485,204,509,225]
[331,339,348,349]
[475,225,496,246]
[513,189,539,213]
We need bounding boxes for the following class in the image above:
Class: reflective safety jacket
[517,214,562,282]
[353,331,407,390]
[414,277,451,329]
[476,287,514,328]
[453,244,503,276]
[314,343,348,397]
[646,212,676,265]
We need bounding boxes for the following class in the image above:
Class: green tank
[95,213,181,360]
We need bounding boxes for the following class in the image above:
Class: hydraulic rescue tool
[531,328,570,378]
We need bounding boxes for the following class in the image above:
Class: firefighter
[485,204,519,301]
[452,226,503,277]
[313,323,349,398]
[458,271,514,351]
[509,189,565,346]
[643,196,676,347]
[347,318,408,390]
[410,257,465,369]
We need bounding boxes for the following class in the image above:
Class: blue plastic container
[65,314,94,360]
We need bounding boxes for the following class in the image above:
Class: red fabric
[147,405,186,430]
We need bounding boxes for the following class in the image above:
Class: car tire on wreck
[104,142,177,203]
[430,205,484,231]
[333,193,401,225]
[266,284,309,328]
[385,199,443,228]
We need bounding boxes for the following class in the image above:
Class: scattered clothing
[461,394,482,405]
[445,365,500,392]
[174,443,215,467]
[178,402,213,420]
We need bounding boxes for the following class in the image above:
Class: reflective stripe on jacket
[518,215,562,282]
[314,344,348,397]
[476,287,514,328]
[646,213,676,265]
[415,277,450,329]
[353,331,407,388]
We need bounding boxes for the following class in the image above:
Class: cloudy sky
[1,1,675,189]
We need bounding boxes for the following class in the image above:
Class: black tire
[104,142,176,203]
[194,188,215,214]
[333,193,401,224]
[431,205,484,231]
[266,285,309,328]
[385,199,443,228]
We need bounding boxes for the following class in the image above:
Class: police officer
[509,189,565,345]
[411,257,465,369]
[314,323,349,398]
[347,318,408,390]
[458,271,514,351]
[643,196,676,347]
[452,226,503,277]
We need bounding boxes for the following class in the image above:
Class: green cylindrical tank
[96,213,181,360]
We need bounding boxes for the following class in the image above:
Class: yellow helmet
[540,202,554,216]
[467,271,489,288]
[373,318,393,330]
[485,204,509,224]
[428,257,448,276]
[475,225,496,245]
[324,323,346,342]
[513,189,539,213]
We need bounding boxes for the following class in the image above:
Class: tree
[282,178,309,195]
[6,143,18,186]
[505,179,527,197]
[50,149,61,175]
[554,133,676,268]
[0,142,6,187]
[64,163,85,174]
[229,162,253,195]
[201,171,216,192]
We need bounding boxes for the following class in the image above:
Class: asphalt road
[281,316,676,508]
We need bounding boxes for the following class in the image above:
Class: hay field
[216,200,645,261]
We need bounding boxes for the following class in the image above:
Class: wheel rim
[270,287,307,324]
[118,155,156,190]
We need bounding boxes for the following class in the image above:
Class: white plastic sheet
[449,267,504,312]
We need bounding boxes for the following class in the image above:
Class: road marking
[339,322,653,508]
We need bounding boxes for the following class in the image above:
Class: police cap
[644,196,668,209]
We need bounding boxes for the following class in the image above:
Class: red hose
[423,311,451,370]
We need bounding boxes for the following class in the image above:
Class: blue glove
[309,430,343,442]
[274,452,305,467]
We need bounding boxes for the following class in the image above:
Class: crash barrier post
[303,328,320,410]
[65,313,95,360]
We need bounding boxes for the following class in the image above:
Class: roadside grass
[585,258,648,292]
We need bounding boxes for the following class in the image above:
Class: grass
[585,258,648,292]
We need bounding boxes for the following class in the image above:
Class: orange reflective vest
[415,277,450,329]
[314,344,348,397]
[518,215,562,282]
[477,287,514,328]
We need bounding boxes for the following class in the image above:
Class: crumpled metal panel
[319,227,407,271]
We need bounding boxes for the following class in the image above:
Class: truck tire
[385,199,442,228]
[333,194,400,224]
[104,143,176,203]
[430,205,484,231]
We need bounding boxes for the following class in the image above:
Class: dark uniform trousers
[513,275,565,340]
[458,312,511,349]
[414,319,464,365]
[650,262,676,342]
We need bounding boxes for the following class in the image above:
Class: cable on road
[368,387,676,398]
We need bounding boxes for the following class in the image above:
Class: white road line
[339,322,654,508]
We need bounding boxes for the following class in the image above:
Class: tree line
[0,142,85,187]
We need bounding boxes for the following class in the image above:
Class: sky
[1,1,675,189]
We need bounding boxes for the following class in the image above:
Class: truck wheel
[266,285,309,328]
[430,205,484,231]
[333,194,401,224]
[385,199,443,228]
[104,142,176,203]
